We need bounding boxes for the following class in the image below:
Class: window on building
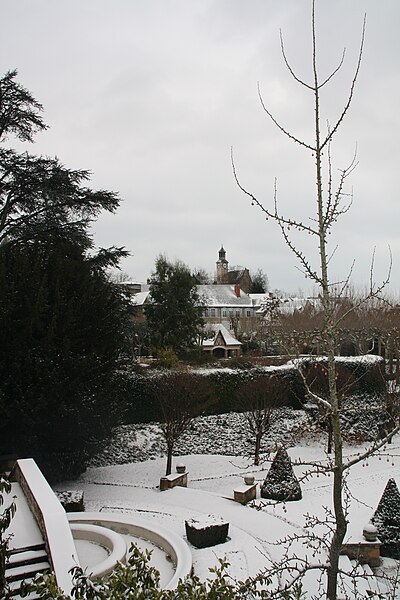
[229,310,233,317]
[236,310,240,317]
[211,308,216,317]
[222,310,227,317]
[246,310,251,317]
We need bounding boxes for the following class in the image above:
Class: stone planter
[244,475,255,485]
[176,464,186,474]
[56,490,84,512]
[185,515,229,548]
[363,523,379,542]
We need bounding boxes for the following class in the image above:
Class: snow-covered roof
[197,284,252,307]
[249,293,271,305]
[279,296,320,314]
[249,294,321,315]
[131,291,151,306]
[202,323,242,348]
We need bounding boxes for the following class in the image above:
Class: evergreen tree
[261,447,302,501]
[145,255,204,354]
[0,70,119,247]
[0,234,133,480]
[250,268,269,294]
[372,478,400,559]
[0,70,132,479]
[0,68,47,142]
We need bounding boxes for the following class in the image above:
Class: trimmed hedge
[123,356,385,425]
[300,355,386,398]
[123,365,305,424]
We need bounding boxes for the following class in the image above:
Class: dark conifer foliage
[250,268,269,293]
[261,447,302,501]
[0,71,119,247]
[372,478,400,559]
[0,69,47,142]
[0,70,132,480]
[145,255,204,354]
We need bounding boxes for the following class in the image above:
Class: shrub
[261,447,302,502]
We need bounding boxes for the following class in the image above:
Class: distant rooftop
[197,284,252,307]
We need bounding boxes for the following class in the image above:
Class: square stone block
[185,515,229,548]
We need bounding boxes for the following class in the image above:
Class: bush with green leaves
[0,477,16,598]
[23,544,304,600]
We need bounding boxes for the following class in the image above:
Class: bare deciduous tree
[238,375,283,466]
[233,2,397,598]
[151,372,213,476]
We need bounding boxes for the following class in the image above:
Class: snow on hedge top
[290,354,384,367]
[335,355,384,365]
[141,355,382,379]
[195,363,296,375]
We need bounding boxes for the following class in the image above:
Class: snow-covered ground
[88,408,310,467]
[57,412,400,597]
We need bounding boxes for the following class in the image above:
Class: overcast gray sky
[1,1,399,294]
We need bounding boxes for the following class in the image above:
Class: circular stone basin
[123,533,175,587]
[74,538,109,569]
[70,523,127,578]
[68,512,192,590]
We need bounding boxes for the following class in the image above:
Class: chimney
[234,284,241,298]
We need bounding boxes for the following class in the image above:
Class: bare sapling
[238,375,283,466]
[233,2,396,598]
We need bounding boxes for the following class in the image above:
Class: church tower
[216,246,229,284]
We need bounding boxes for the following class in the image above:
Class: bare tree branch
[320,14,366,150]
[257,83,316,151]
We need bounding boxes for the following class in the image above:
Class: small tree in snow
[261,447,302,502]
[151,372,213,476]
[372,478,400,559]
[238,375,283,466]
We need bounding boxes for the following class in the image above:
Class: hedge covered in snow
[124,355,386,425]
[123,364,305,424]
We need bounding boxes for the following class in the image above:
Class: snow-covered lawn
[57,413,400,596]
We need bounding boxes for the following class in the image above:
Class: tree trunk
[328,428,347,598]
[254,432,262,466]
[166,443,173,476]
[327,416,333,455]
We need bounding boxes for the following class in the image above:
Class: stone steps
[5,543,50,599]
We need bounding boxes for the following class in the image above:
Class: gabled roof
[131,291,151,306]
[197,284,252,307]
[278,296,320,314]
[202,323,242,348]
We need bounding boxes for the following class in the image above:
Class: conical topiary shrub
[261,447,302,501]
[371,478,400,559]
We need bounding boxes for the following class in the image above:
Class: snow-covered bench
[159,472,188,492]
